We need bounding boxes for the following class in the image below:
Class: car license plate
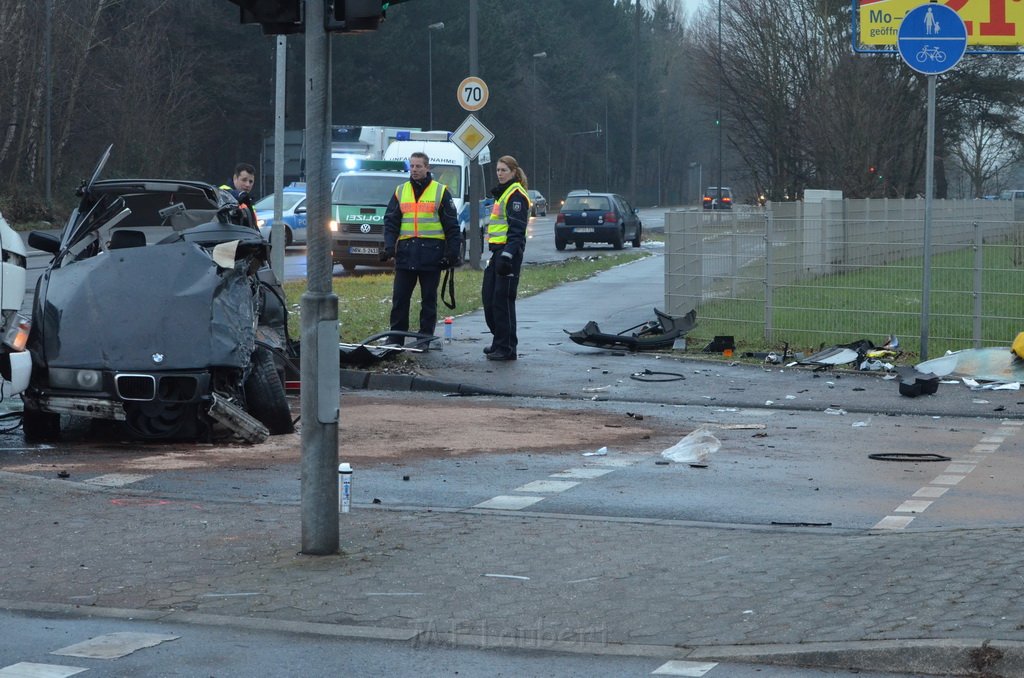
[349,246,378,255]
[574,227,595,233]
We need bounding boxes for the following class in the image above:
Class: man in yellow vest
[380,152,461,344]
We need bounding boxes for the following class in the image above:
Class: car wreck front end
[24,171,294,444]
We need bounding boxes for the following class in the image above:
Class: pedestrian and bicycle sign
[897,3,967,75]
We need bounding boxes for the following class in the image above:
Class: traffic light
[326,0,412,32]
[228,0,303,34]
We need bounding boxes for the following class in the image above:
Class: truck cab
[0,212,31,394]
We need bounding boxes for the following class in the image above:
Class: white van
[0,212,31,394]
[383,131,490,259]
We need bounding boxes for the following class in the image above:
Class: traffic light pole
[300,0,340,555]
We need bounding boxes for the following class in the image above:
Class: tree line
[1,0,1021,224]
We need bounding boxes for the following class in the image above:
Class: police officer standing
[481,155,530,361]
[221,162,257,207]
[380,152,461,344]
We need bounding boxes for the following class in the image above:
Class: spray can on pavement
[338,462,352,513]
[443,316,453,343]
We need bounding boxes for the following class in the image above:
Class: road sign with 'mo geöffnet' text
[897,3,967,75]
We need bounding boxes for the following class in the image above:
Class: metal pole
[271,36,287,280]
[717,0,723,207]
[428,30,433,129]
[920,74,936,361]
[630,0,640,203]
[468,1,482,270]
[300,0,339,556]
[532,52,546,180]
[44,0,53,209]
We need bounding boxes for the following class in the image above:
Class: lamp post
[427,21,445,130]
[532,51,547,174]
[690,161,702,205]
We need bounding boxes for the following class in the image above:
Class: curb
[3,599,1022,676]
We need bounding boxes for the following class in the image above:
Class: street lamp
[532,51,547,174]
[689,161,702,205]
[427,21,445,130]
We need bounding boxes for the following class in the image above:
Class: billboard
[856,0,1024,51]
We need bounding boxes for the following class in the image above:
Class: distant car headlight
[257,218,266,228]
[49,368,103,391]
[329,220,339,232]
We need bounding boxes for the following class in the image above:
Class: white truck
[0,212,31,395]
[383,130,491,259]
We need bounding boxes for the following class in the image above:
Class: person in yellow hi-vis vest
[380,152,461,344]
[481,155,530,361]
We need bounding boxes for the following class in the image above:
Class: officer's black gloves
[379,246,395,263]
[495,252,513,276]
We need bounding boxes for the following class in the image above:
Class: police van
[328,159,408,272]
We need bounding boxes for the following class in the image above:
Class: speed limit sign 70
[457,76,489,112]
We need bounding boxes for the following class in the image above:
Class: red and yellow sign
[859,0,1024,46]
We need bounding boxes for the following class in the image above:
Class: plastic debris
[823,407,847,415]
[660,427,721,463]
[583,446,608,456]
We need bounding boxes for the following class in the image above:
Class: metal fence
[664,199,1024,356]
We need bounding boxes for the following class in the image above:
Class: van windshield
[430,164,461,196]
[332,175,405,206]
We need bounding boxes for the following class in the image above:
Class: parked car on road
[254,184,307,245]
[23,147,294,443]
[554,192,642,251]
[702,186,733,210]
[528,190,547,216]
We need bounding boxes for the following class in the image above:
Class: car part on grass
[564,308,696,352]
[338,331,438,367]
[798,336,899,370]
[702,335,735,353]
[868,452,951,462]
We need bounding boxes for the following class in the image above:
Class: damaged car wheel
[244,347,293,435]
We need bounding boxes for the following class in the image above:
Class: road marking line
[895,500,933,513]
[83,473,150,487]
[514,480,579,493]
[932,474,966,485]
[652,659,719,676]
[913,486,948,498]
[0,664,88,678]
[586,458,637,467]
[944,463,975,474]
[549,468,614,479]
[873,515,914,530]
[979,436,1005,444]
[474,495,544,510]
[971,444,998,453]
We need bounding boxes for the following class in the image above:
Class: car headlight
[48,368,103,391]
[329,220,339,232]
[257,218,266,228]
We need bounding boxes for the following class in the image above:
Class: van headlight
[49,368,103,391]
[329,220,339,232]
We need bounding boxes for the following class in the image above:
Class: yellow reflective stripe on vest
[398,181,445,240]
[486,182,526,245]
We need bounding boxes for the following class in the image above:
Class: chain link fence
[664,199,1024,357]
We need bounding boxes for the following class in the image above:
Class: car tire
[341,262,357,272]
[555,238,566,251]
[612,226,624,250]
[22,406,61,442]
[574,240,584,250]
[632,224,642,248]
[244,347,294,435]
[540,210,547,217]
[285,227,293,247]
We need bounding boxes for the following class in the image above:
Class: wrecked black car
[22,148,295,444]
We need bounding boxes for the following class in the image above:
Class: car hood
[31,241,257,371]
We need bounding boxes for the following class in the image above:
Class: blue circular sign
[897,4,967,75]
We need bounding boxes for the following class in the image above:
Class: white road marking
[944,463,975,474]
[513,480,579,493]
[83,473,150,487]
[549,468,614,479]
[52,632,179,659]
[932,474,966,486]
[474,495,544,510]
[652,659,719,676]
[873,515,914,530]
[0,664,87,678]
[913,486,948,498]
[895,500,933,513]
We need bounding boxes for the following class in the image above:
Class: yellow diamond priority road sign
[452,114,494,160]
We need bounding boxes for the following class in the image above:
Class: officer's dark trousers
[481,250,523,354]
[389,267,441,342]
